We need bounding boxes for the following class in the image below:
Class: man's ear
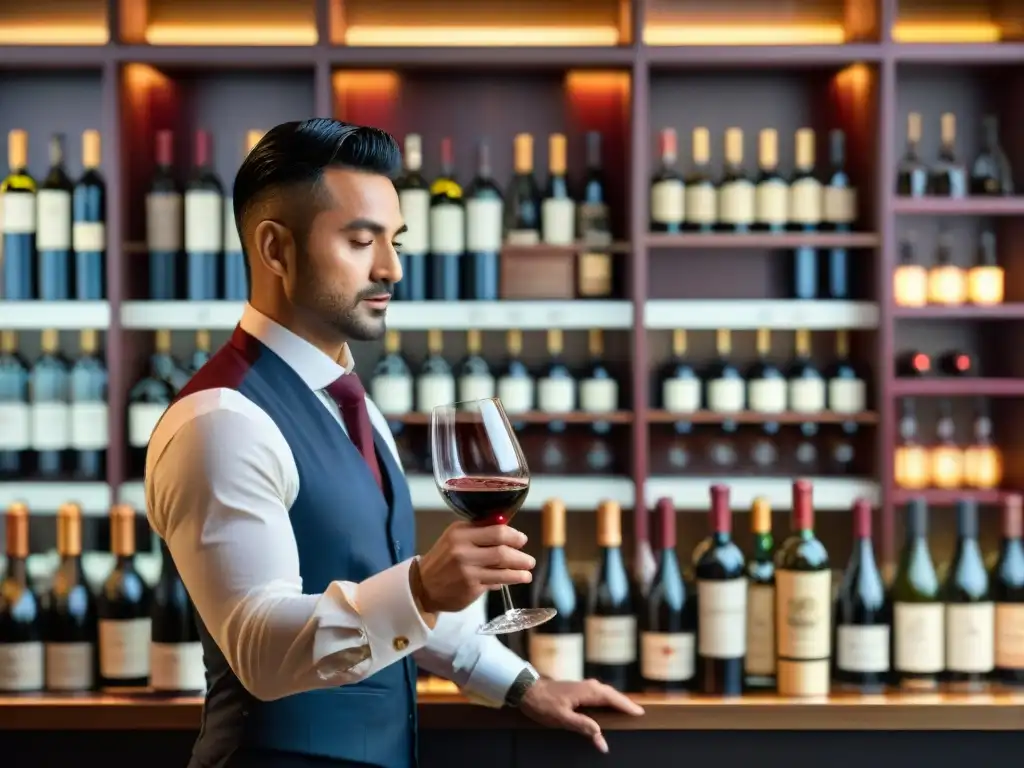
[251,219,296,282]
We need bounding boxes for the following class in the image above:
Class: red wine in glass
[440,477,530,526]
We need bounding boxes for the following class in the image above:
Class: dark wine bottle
[463,139,503,300]
[37,133,73,300]
[147,130,180,300]
[928,113,967,198]
[650,128,684,233]
[151,540,205,693]
[695,485,746,696]
[1,130,36,300]
[394,133,429,301]
[993,494,1024,686]
[428,137,464,300]
[44,503,98,692]
[529,499,584,682]
[504,133,540,245]
[745,497,775,689]
[753,128,787,233]
[641,498,695,692]
[970,115,1013,196]
[896,112,928,197]
[585,500,637,692]
[896,350,930,377]
[833,498,890,692]
[0,503,44,693]
[184,129,223,301]
[937,350,973,377]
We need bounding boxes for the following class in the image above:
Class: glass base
[477,607,557,635]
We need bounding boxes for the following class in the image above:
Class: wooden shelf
[893,305,1024,320]
[892,197,1024,216]
[891,378,1024,397]
[647,410,878,425]
[892,43,1024,64]
[389,411,633,426]
[645,44,884,67]
[647,233,879,250]
[890,488,1007,506]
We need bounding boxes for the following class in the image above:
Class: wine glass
[431,397,556,635]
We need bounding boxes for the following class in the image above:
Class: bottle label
[0,641,44,691]
[45,642,96,691]
[184,189,224,252]
[541,197,575,245]
[718,181,755,225]
[823,186,856,225]
[466,198,504,252]
[662,378,701,413]
[0,403,31,450]
[99,618,152,680]
[70,402,109,450]
[537,377,576,413]
[893,602,944,672]
[746,583,776,675]
[579,378,617,414]
[416,374,456,413]
[996,603,1024,669]
[650,180,685,225]
[946,602,995,673]
[371,375,413,415]
[755,180,788,226]
[584,616,637,665]
[578,252,612,297]
[789,178,823,225]
[836,625,890,673]
[685,186,716,224]
[398,189,430,255]
[963,448,1001,490]
[429,204,465,255]
[146,192,183,252]
[788,378,826,413]
[894,267,929,308]
[506,229,540,246]
[641,631,695,681]
[150,641,206,692]
[458,374,496,404]
[529,633,584,681]
[707,378,744,413]
[30,402,71,450]
[698,578,748,658]
[497,376,534,414]
[776,569,831,695]
[1,192,36,234]
[36,189,72,250]
[222,196,242,253]
[578,202,611,244]
[128,402,168,447]
[748,378,787,414]
[827,379,866,414]
[73,221,106,253]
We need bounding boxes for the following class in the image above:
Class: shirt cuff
[460,637,531,708]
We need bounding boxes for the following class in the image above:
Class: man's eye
[392,242,403,252]
[351,240,373,248]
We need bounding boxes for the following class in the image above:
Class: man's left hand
[519,679,644,754]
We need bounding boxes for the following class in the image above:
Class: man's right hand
[412,522,535,614]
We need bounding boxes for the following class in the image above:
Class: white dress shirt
[145,304,528,705]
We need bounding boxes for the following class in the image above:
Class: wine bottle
[580,330,617,416]
[927,230,967,306]
[505,133,541,245]
[896,112,928,197]
[44,503,97,692]
[73,129,107,300]
[190,329,211,373]
[541,133,575,246]
[963,398,1002,489]
[371,330,413,418]
[825,330,866,415]
[894,397,930,490]
[457,330,495,404]
[147,130,182,300]
[68,329,108,481]
[968,231,1004,306]
[775,480,831,697]
[685,128,716,232]
[993,494,1024,686]
[428,137,464,300]
[929,112,967,198]
[1,129,36,300]
[650,128,685,233]
[745,497,775,689]
[641,498,695,691]
[833,499,889,692]
[529,499,584,682]
[577,131,613,297]
[718,128,754,232]
[705,329,744,414]
[394,133,429,301]
[660,330,701,415]
[823,129,856,232]
[97,504,152,690]
[464,139,502,300]
[0,331,30,479]
[930,399,963,491]
[753,128,787,232]
[30,328,70,478]
[695,484,746,696]
[937,350,973,377]
[585,500,637,691]
[126,330,176,464]
[37,133,73,300]
[970,115,1013,196]
[896,350,930,377]
[151,540,205,693]
[789,128,822,231]
[415,330,455,413]
[184,129,223,301]
[746,328,785,415]
[0,503,44,693]
[787,330,825,414]
[495,330,534,417]
[892,499,943,690]
[223,129,262,301]
[894,233,928,308]
[943,499,994,690]
[537,330,576,417]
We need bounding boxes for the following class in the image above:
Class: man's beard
[296,267,390,342]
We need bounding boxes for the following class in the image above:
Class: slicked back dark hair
[232,118,402,293]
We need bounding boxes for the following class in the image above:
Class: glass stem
[500,584,515,614]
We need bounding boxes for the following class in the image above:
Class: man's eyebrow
[342,219,408,238]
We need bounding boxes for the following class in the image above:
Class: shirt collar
[239,304,354,391]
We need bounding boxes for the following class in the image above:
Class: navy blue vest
[177,329,418,768]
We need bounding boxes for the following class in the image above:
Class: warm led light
[333,71,401,96]
[145,24,317,45]
[565,71,631,96]
[344,25,621,47]
[644,24,846,46]
[892,23,1001,43]
[0,24,108,45]
[124,63,171,95]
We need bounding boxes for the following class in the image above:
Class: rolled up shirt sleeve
[146,391,433,703]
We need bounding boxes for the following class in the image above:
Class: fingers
[461,544,536,570]
[578,680,645,715]
[464,524,528,549]
[559,711,608,754]
[475,567,533,586]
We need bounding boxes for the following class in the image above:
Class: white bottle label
[30,402,71,450]
[790,178,823,225]
[45,642,95,691]
[641,631,695,681]
[466,198,504,252]
[184,190,224,252]
[776,569,831,696]
[823,186,857,225]
[150,641,206,692]
[698,578,747,658]
[70,402,109,450]
[36,189,72,250]
[836,625,890,673]
[828,379,866,414]
[1,193,36,234]
[429,204,465,255]
[685,185,716,225]
[146,193,183,252]
[579,378,617,413]
[893,602,945,673]
[497,376,534,414]
[755,180,788,226]
[128,402,167,447]
[0,642,44,691]
[0,403,31,449]
[529,633,584,682]
[707,378,745,413]
[399,189,430,255]
[746,583,776,675]
[371,375,413,416]
[416,373,456,413]
[748,378,787,414]
[537,377,576,413]
[584,616,637,665]
[650,180,685,225]
[222,196,242,253]
[99,618,152,680]
[73,221,106,252]
[718,181,755,225]
[788,378,826,413]
[662,378,701,413]
[458,374,496,404]
[946,602,995,673]
[541,197,575,245]
[996,603,1024,669]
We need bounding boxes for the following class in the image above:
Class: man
[146,119,642,768]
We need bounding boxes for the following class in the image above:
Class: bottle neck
[3,556,28,583]
[752,531,773,561]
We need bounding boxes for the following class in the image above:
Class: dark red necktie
[325,374,383,490]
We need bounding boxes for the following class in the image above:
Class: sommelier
[145,119,641,768]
